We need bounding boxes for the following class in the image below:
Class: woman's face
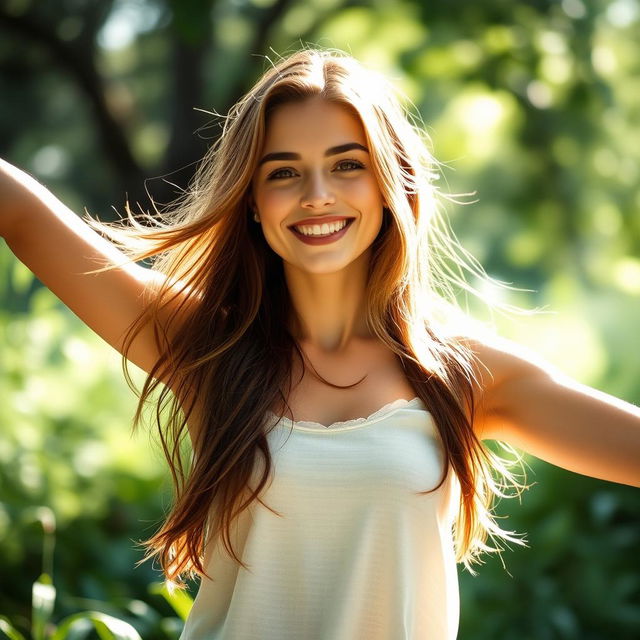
[251,97,385,275]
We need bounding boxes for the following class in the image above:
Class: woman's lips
[289,218,355,245]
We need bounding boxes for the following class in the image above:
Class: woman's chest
[259,405,457,524]
[280,339,417,427]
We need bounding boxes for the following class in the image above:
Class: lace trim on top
[266,397,426,432]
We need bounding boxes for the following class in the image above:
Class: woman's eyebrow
[258,142,369,166]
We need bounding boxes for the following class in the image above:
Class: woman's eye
[267,167,297,180]
[266,160,363,180]
[335,159,365,172]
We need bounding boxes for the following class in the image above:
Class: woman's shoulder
[453,329,550,387]
[450,328,563,441]
[431,305,544,383]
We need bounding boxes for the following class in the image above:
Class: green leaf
[52,617,93,640]
[52,612,142,640]
[32,574,56,640]
[0,617,27,640]
[149,582,193,621]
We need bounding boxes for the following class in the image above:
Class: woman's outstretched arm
[0,158,186,379]
[470,335,640,488]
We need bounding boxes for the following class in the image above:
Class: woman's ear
[247,197,260,223]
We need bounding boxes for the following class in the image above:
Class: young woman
[1,48,638,639]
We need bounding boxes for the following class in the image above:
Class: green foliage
[148,585,193,623]
[32,574,56,640]
[0,256,192,637]
[459,466,640,639]
[1,570,148,640]
[51,610,141,640]
[1,1,639,638]
[0,480,194,639]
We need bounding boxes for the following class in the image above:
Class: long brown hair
[90,48,529,587]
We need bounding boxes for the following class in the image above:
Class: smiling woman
[1,47,638,640]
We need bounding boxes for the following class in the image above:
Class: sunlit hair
[89,47,530,587]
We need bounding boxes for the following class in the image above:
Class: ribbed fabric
[180,397,461,640]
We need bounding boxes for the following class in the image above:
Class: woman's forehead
[262,97,367,152]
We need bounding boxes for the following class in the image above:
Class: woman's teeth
[294,219,349,236]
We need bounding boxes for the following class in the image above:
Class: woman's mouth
[289,218,355,245]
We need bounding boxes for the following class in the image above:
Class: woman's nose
[300,172,336,209]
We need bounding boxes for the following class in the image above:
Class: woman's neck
[284,250,373,353]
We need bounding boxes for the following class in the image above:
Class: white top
[180,397,461,640]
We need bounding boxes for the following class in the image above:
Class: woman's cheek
[350,174,383,198]
[261,188,294,221]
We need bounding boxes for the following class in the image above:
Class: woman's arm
[470,335,640,488]
[0,158,187,379]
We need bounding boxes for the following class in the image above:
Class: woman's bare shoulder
[452,328,572,441]
[453,329,550,388]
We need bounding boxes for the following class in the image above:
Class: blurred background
[0,0,639,638]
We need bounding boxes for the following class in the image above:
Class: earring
[253,211,260,223]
